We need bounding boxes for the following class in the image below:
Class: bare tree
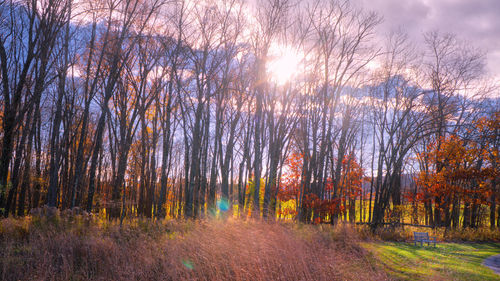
[420,31,485,227]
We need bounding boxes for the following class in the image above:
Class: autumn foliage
[414,112,500,228]
[278,152,364,224]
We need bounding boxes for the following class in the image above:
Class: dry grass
[0,214,387,281]
[354,224,500,242]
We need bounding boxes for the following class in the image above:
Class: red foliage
[415,117,499,210]
[278,152,302,202]
[278,152,365,222]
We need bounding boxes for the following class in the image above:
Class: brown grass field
[0,215,388,281]
[2,212,500,281]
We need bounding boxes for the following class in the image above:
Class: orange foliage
[415,112,499,209]
[339,153,363,200]
[278,153,302,202]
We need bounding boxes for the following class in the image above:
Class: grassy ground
[364,242,500,280]
[2,211,499,281]
[0,215,388,281]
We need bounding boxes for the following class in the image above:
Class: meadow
[364,242,500,280]
[1,212,499,281]
[0,214,385,281]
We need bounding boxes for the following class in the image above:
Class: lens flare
[217,198,230,212]
[182,259,194,270]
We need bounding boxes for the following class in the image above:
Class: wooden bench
[413,232,437,247]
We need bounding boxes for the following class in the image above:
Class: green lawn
[363,242,500,280]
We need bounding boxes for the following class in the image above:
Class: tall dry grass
[0,213,387,281]
[354,224,500,242]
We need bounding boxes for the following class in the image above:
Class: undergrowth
[0,213,386,281]
[354,224,500,242]
[2,209,498,280]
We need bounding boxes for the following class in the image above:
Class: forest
[0,0,499,231]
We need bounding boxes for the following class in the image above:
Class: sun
[267,45,302,85]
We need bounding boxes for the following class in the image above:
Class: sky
[354,0,500,79]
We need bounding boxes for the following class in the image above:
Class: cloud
[354,0,500,78]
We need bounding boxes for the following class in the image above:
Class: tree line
[0,0,498,229]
